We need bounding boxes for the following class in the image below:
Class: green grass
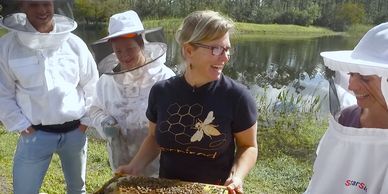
[1,18,371,38]
[144,19,339,38]
[143,19,374,40]
[0,29,7,36]
[0,129,14,194]
[235,23,336,35]
[246,114,327,193]
[345,24,374,37]
[0,127,113,194]
[0,113,327,193]
[143,18,182,33]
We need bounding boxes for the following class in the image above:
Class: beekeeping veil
[89,10,173,137]
[89,10,172,175]
[0,0,76,50]
[323,22,388,120]
[91,10,167,77]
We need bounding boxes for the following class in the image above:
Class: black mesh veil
[328,77,341,118]
[91,27,166,75]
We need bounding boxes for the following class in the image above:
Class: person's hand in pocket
[20,126,35,136]
[79,124,88,133]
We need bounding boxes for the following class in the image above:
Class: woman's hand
[115,163,140,176]
[225,175,244,194]
[225,122,258,194]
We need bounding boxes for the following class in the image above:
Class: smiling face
[348,73,387,110]
[184,32,231,85]
[20,1,54,33]
[111,37,145,71]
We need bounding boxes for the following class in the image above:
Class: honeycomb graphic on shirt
[158,103,226,152]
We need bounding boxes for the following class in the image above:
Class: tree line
[74,0,388,31]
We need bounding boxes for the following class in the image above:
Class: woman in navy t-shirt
[117,10,258,194]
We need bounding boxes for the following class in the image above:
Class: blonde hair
[175,10,234,66]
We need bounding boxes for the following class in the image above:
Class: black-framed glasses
[192,43,234,56]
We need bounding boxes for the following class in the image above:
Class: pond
[75,27,363,117]
[163,34,361,84]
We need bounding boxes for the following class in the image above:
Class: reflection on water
[166,35,362,117]
[76,26,362,117]
[165,34,361,86]
[167,34,361,117]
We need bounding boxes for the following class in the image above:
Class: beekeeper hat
[321,22,388,77]
[96,10,144,43]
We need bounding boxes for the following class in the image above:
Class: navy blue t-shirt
[146,74,257,184]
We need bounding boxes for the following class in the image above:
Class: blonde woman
[117,10,258,194]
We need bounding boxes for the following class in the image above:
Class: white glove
[101,116,119,138]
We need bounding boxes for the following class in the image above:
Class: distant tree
[373,14,388,25]
[74,0,121,24]
[331,2,365,31]
[71,0,387,32]
[274,2,320,26]
[73,0,95,24]
[305,2,321,26]
[251,6,279,24]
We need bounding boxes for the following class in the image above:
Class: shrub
[330,3,366,31]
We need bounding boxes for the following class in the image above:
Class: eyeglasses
[192,43,233,56]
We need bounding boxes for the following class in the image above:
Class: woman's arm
[116,121,161,175]
[225,122,258,194]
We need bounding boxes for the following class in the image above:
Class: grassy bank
[2,19,368,39]
[0,113,327,193]
[144,19,339,38]
[1,16,373,37]
[345,24,373,37]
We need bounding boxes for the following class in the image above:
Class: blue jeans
[13,128,87,194]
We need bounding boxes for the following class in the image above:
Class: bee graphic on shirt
[190,111,221,142]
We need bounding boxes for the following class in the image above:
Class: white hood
[98,42,168,84]
[0,13,76,50]
[322,22,388,111]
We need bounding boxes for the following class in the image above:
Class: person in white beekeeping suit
[305,22,388,194]
[0,0,99,193]
[89,10,175,177]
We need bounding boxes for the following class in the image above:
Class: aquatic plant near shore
[250,71,328,129]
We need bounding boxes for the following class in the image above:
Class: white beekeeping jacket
[90,42,175,138]
[0,6,98,132]
[305,22,388,194]
[305,115,388,194]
